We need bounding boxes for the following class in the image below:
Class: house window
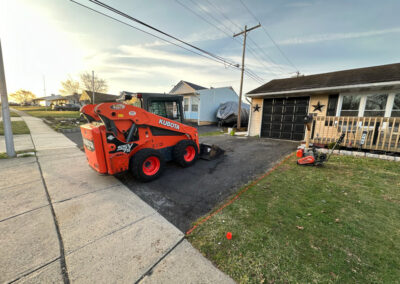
[364,94,387,117]
[340,95,361,116]
[192,103,198,112]
[327,94,338,116]
[392,94,400,117]
[184,98,189,111]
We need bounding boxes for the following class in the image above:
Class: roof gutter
[246,80,400,98]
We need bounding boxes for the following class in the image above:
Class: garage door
[261,97,309,140]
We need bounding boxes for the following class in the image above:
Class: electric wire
[238,0,299,72]
[70,0,264,84]
[175,0,270,80]
[88,0,238,66]
[184,0,283,77]
[199,0,287,75]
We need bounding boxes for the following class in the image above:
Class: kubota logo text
[159,118,180,130]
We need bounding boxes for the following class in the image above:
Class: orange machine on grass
[80,102,222,181]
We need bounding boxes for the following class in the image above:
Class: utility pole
[233,23,261,129]
[92,70,95,104]
[43,75,47,111]
[0,39,16,157]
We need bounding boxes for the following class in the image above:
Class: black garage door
[261,97,309,140]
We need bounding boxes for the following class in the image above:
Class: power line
[71,0,265,84]
[238,0,299,72]
[191,0,285,77]
[70,0,222,65]
[175,0,271,81]
[86,0,239,67]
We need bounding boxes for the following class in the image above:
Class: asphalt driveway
[64,132,297,232]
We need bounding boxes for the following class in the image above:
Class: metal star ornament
[253,104,260,112]
[312,101,325,112]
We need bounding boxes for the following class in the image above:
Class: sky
[0,0,399,99]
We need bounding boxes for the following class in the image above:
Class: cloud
[279,27,400,45]
[80,41,278,94]
[285,2,313,8]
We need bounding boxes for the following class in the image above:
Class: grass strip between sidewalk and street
[188,155,400,283]
[0,149,36,159]
[0,121,30,135]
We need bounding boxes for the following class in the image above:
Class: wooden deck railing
[311,116,400,153]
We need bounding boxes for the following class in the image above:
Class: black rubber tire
[130,148,165,182]
[173,140,199,167]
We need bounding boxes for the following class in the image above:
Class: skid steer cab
[80,102,220,181]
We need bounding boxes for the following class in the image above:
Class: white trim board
[246,81,400,98]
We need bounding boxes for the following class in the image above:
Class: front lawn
[14,106,80,119]
[0,121,30,135]
[188,155,400,283]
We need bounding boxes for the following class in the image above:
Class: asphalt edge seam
[134,236,185,284]
[22,111,70,284]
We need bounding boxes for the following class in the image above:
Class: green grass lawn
[0,121,30,135]
[13,106,80,118]
[188,155,400,283]
[0,110,20,117]
[199,131,225,137]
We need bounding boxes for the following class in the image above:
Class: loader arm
[93,102,199,146]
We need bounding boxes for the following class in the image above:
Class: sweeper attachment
[80,103,223,181]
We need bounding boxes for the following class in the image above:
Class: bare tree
[59,76,80,96]
[80,72,108,93]
[9,89,36,104]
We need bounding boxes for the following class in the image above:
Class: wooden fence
[310,116,400,153]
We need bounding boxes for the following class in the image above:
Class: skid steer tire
[173,140,199,168]
[130,149,165,182]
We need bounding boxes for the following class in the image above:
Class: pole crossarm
[233,23,261,37]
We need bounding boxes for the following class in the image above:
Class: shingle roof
[247,63,400,95]
[169,80,207,93]
[182,81,206,91]
[33,95,63,101]
[80,91,117,103]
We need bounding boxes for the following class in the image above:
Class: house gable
[170,80,206,94]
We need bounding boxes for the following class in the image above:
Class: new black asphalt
[64,131,297,232]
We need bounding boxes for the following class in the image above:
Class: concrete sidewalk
[1,110,234,283]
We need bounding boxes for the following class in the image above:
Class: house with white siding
[170,80,239,125]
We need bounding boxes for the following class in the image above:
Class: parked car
[53,104,81,111]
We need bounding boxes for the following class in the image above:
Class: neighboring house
[170,81,239,125]
[246,62,400,153]
[63,94,81,105]
[169,80,207,121]
[80,90,118,105]
[33,94,66,106]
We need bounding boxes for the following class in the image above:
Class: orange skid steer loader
[80,102,222,181]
